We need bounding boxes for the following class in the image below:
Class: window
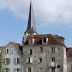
[6,58,10,64]
[57,65,60,68]
[6,49,9,53]
[28,67,31,72]
[6,68,10,72]
[51,47,55,52]
[30,49,32,55]
[39,68,43,72]
[17,58,20,64]
[29,58,30,63]
[17,68,19,72]
[40,47,43,52]
[43,38,46,43]
[26,58,33,63]
[52,58,55,62]
[51,68,55,72]
[14,68,21,72]
[29,38,33,45]
[11,48,14,54]
[39,58,42,62]
[14,58,21,64]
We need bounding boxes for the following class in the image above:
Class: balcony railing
[49,62,56,67]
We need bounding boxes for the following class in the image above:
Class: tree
[0,51,6,72]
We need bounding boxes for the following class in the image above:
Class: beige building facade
[22,1,67,72]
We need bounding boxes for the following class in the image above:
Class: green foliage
[0,52,6,72]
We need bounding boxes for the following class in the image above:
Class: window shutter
[14,68,16,72]
[14,58,16,64]
[55,68,57,72]
[30,58,33,63]
[8,68,10,72]
[9,58,10,63]
[49,63,50,66]
[49,68,51,72]
[11,48,14,54]
[48,47,51,53]
[26,68,28,72]
[28,50,30,54]
[6,49,7,53]
[20,58,21,64]
[55,47,58,52]
[19,69,21,72]
[26,58,29,63]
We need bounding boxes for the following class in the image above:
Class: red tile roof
[55,36,65,39]
[66,48,72,58]
[10,42,23,48]
[0,46,5,51]
[24,34,65,46]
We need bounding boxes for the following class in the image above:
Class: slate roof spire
[25,0,37,34]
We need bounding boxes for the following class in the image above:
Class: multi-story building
[2,42,23,72]
[22,1,67,72]
[1,0,72,72]
[66,47,72,72]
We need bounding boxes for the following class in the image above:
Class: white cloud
[0,0,72,25]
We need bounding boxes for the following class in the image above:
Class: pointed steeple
[25,0,37,34]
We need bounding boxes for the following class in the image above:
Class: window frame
[6,49,9,54]
[28,67,31,72]
[30,49,32,55]
[51,47,55,52]
[51,67,55,72]
[39,58,42,63]
[11,48,14,54]
[40,47,43,52]
[51,58,55,62]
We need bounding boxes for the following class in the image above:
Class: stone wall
[23,45,67,72]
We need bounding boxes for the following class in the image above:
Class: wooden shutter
[55,47,58,52]
[14,68,16,72]
[26,58,29,63]
[11,48,14,54]
[14,58,16,64]
[48,47,51,53]
[30,58,33,63]
[6,49,7,53]
[8,68,10,72]
[26,68,28,72]
[19,69,21,72]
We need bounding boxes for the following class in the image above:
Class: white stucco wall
[2,42,22,72]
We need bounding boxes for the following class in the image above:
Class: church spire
[25,0,37,34]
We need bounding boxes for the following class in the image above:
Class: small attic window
[29,38,32,44]
[43,38,46,43]
[28,38,34,45]
[42,37,48,44]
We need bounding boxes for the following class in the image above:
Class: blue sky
[0,0,72,47]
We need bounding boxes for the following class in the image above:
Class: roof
[10,42,23,48]
[66,47,72,58]
[24,34,65,46]
[55,36,65,39]
[66,48,72,58]
[54,34,65,39]
[25,0,37,33]
[0,46,5,51]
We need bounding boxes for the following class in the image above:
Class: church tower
[22,0,37,44]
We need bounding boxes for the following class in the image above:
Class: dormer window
[42,37,48,44]
[28,38,33,45]
[43,38,46,43]
[28,37,35,45]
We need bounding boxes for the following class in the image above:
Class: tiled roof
[24,34,65,46]
[0,46,5,51]
[10,42,23,48]
[66,48,72,58]
[55,36,65,39]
